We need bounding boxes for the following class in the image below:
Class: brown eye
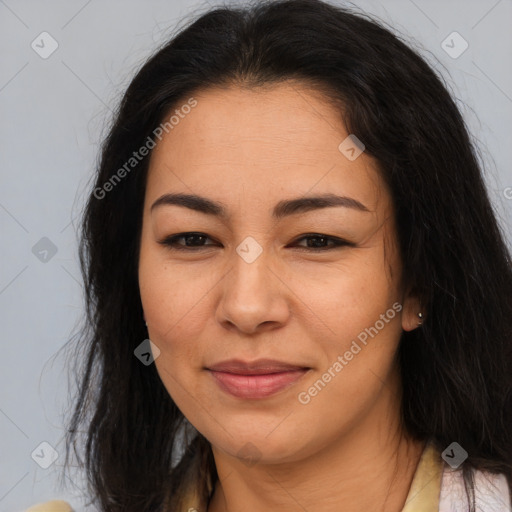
[158,232,219,251]
[290,233,354,251]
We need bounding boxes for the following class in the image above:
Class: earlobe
[401,294,425,332]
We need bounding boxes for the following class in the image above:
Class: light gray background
[1,0,511,511]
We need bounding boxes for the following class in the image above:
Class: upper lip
[207,358,310,375]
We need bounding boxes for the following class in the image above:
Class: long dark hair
[63,0,512,510]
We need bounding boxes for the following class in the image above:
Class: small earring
[417,312,423,325]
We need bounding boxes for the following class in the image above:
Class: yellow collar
[401,439,443,512]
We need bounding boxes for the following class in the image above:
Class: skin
[138,81,424,512]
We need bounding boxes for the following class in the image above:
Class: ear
[401,290,424,332]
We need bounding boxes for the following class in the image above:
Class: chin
[208,425,308,465]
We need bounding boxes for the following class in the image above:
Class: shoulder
[439,466,511,512]
[24,500,74,512]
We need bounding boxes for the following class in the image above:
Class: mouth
[206,359,311,399]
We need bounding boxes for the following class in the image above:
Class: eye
[289,233,354,251]
[158,232,219,251]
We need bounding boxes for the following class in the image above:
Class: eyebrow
[150,192,370,219]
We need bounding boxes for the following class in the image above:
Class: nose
[216,246,291,335]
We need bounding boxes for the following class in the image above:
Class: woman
[27,0,512,510]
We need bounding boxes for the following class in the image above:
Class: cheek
[296,274,403,438]
[138,245,226,393]
[139,260,211,412]
[296,249,403,394]
[294,251,400,339]
[141,268,209,350]
[140,237,205,323]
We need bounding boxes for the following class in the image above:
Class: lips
[208,358,308,374]
[207,358,311,399]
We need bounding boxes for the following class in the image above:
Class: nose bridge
[229,235,273,302]
[217,235,289,332]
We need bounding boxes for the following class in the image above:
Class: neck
[207,390,425,512]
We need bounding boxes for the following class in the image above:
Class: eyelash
[157,232,353,252]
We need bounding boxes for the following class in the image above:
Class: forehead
[146,82,388,215]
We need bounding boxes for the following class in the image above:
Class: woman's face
[138,81,420,464]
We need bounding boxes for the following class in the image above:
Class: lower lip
[208,369,309,399]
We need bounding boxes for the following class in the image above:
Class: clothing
[402,440,511,512]
[24,501,73,512]
[24,441,511,512]
[183,439,512,512]
[439,461,511,511]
